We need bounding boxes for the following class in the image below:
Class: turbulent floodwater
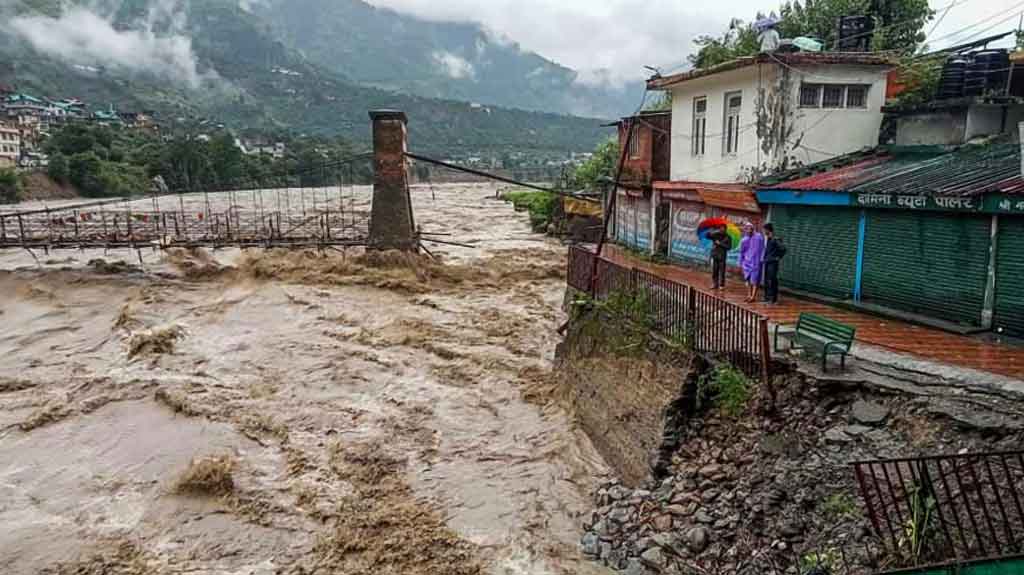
[0,184,613,575]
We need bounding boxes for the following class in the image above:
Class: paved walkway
[601,245,1024,381]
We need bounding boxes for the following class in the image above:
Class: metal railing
[854,450,1024,571]
[567,245,772,384]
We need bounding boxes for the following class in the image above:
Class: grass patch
[501,189,558,232]
[175,455,237,497]
[821,492,860,521]
[698,365,753,417]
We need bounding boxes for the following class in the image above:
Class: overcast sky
[366,0,1022,82]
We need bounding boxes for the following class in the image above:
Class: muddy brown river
[0,184,613,575]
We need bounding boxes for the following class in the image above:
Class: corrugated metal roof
[648,52,894,90]
[653,181,760,212]
[761,140,1024,197]
[770,156,894,191]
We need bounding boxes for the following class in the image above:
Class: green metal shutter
[995,216,1024,337]
[862,211,990,327]
[772,205,859,299]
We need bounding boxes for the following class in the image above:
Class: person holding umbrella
[707,223,732,290]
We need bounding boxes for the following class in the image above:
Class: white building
[649,52,893,184]
[614,52,893,262]
[0,122,20,169]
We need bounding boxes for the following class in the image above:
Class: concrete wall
[893,104,1024,146]
[668,63,888,183]
[894,109,968,146]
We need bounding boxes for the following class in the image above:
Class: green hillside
[256,0,642,118]
[0,0,611,156]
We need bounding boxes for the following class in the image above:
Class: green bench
[774,312,856,372]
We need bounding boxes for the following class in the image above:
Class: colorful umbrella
[696,217,742,250]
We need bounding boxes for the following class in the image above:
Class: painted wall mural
[669,201,758,267]
[616,193,633,245]
[635,196,652,252]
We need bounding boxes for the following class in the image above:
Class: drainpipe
[982,214,999,330]
[649,188,659,255]
[854,209,867,303]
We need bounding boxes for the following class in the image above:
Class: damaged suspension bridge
[0,153,376,252]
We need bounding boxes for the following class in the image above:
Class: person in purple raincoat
[739,223,765,303]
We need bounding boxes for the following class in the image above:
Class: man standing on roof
[762,223,786,304]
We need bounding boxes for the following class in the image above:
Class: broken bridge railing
[854,450,1024,571]
[567,244,773,387]
[0,154,374,252]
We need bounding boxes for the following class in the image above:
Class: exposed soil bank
[0,184,612,575]
[556,297,696,488]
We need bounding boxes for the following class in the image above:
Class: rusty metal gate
[854,451,1024,571]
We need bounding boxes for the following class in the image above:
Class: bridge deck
[0,188,371,251]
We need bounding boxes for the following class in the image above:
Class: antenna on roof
[644,65,662,79]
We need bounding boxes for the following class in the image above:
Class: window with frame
[723,91,742,155]
[800,84,821,108]
[800,83,870,109]
[692,97,707,157]
[628,123,641,159]
[822,85,845,108]
[846,85,869,108]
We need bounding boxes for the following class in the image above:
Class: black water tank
[937,56,968,100]
[964,50,1010,97]
[837,15,873,52]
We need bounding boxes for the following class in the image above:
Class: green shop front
[756,189,1024,335]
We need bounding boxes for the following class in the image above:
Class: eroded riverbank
[0,184,612,575]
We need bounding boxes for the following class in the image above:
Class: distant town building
[0,122,21,169]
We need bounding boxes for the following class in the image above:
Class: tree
[868,0,933,54]
[691,0,934,69]
[690,19,762,69]
[47,152,69,185]
[572,138,620,191]
[68,152,104,197]
[0,168,20,204]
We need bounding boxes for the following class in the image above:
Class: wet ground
[0,184,612,575]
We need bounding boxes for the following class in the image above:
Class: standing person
[762,223,786,304]
[708,224,731,290]
[739,223,765,303]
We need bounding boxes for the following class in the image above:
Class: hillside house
[618,52,893,266]
[649,52,893,183]
[0,122,21,169]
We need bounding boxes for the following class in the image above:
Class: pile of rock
[579,376,1018,574]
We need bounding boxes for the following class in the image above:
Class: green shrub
[501,189,558,231]
[47,152,69,185]
[698,365,753,417]
[0,168,21,204]
[821,492,860,520]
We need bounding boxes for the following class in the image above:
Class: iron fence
[854,450,1024,571]
[567,245,771,383]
